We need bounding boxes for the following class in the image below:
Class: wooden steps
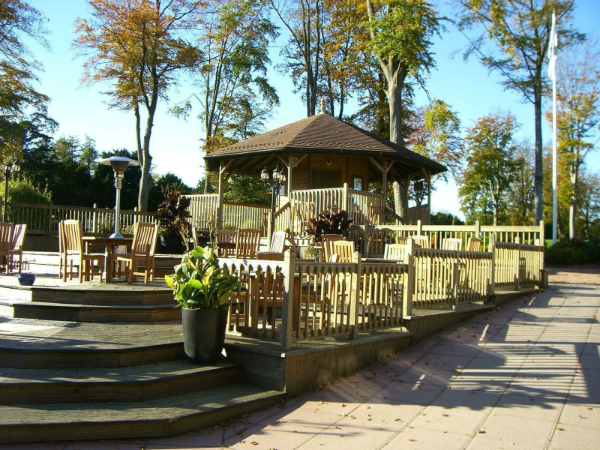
[0,383,285,444]
[0,299,181,322]
[0,360,244,404]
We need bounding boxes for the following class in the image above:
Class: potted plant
[156,184,192,254]
[165,247,238,364]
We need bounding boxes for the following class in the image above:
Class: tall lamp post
[2,161,21,222]
[99,156,140,238]
[261,165,286,241]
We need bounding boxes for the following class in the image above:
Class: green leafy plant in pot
[165,247,238,364]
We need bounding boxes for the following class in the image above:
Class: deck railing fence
[1,201,157,235]
[220,231,544,350]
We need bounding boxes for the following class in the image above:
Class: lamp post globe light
[2,161,21,222]
[261,165,286,238]
[98,156,140,238]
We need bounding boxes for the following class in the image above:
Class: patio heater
[99,156,140,238]
[2,161,21,222]
[261,165,286,239]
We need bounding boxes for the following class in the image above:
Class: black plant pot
[158,234,186,254]
[182,307,228,364]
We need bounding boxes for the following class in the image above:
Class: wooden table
[83,237,133,282]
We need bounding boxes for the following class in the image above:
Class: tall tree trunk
[534,90,544,225]
[138,97,157,212]
[393,180,407,222]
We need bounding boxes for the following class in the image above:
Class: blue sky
[27,0,600,218]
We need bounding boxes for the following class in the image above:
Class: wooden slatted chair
[412,235,431,249]
[467,237,482,252]
[0,222,13,273]
[235,229,261,259]
[217,230,236,257]
[384,243,406,261]
[117,223,159,284]
[9,223,27,273]
[61,220,104,283]
[256,230,287,261]
[321,234,345,262]
[442,238,463,251]
[331,240,355,263]
[396,236,408,245]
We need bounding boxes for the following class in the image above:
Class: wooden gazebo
[196,111,446,236]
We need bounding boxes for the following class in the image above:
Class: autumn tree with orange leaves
[74,0,204,211]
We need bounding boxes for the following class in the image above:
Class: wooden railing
[221,252,407,349]
[223,202,269,235]
[408,244,492,311]
[492,239,543,291]
[407,204,430,225]
[353,220,545,255]
[348,189,385,226]
[185,194,269,235]
[1,201,157,235]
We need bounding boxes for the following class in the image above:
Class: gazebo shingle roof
[204,113,446,176]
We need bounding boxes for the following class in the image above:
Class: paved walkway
[3,283,599,450]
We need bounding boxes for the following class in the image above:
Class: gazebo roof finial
[320,97,326,114]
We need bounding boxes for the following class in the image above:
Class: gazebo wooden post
[422,168,432,224]
[217,160,233,230]
[369,157,394,225]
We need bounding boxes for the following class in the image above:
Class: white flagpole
[549,11,558,244]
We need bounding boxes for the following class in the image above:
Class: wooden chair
[9,223,27,273]
[235,229,261,259]
[396,236,408,245]
[0,222,13,273]
[217,230,237,257]
[412,235,431,249]
[256,230,287,261]
[321,234,345,262]
[117,223,159,284]
[61,220,104,283]
[384,243,406,261]
[331,240,355,263]
[442,238,463,251]
[467,237,482,252]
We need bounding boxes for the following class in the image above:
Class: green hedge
[545,239,600,265]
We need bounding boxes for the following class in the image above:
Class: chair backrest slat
[442,238,463,251]
[412,235,430,249]
[62,220,83,253]
[322,234,345,262]
[0,223,13,252]
[131,222,157,256]
[384,243,406,260]
[218,230,236,244]
[467,237,482,252]
[11,224,27,251]
[235,229,261,259]
[331,240,354,263]
[270,231,286,253]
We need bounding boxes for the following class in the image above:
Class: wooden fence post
[92,203,98,234]
[474,220,481,248]
[48,202,53,236]
[416,219,422,236]
[539,220,545,270]
[342,182,349,211]
[452,250,459,310]
[515,236,521,291]
[403,238,414,317]
[349,251,361,340]
[281,249,295,351]
[489,234,496,296]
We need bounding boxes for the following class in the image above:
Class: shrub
[545,239,600,265]
[5,178,52,204]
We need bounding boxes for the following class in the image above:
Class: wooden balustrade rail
[492,240,543,291]
[1,201,157,236]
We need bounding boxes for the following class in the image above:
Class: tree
[0,0,56,161]
[365,0,442,145]
[455,0,584,225]
[506,143,535,225]
[74,0,204,211]
[406,99,463,181]
[459,112,521,225]
[271,0,323,117]
[548,40,600,239]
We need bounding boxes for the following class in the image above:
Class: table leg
[106,245,113,283]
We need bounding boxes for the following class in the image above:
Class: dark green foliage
[306,207,353,242]
[148,173,194,212]
[165,246,238,310]
[545,239,600,265]
[156,185,192,243]
[431,212,464,225]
